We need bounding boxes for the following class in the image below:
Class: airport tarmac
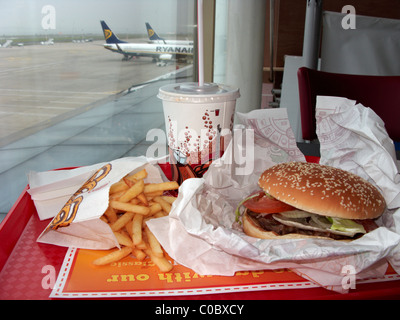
[0,40,188,145]
[0,40,193,218]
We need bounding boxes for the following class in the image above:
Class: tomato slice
[243,191,295,214]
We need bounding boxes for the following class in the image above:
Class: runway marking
[0,88,114,95]
[0,93,107,100]
[0,110,53,117]
[49,101,91,105]
[6,98,92,104]
[0,62,61,77]
[0,104,75,110]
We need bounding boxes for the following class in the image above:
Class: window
[0,0,197,217]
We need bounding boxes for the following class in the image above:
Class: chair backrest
[297,67,400,142]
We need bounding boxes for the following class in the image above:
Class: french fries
[152,196,172,214]
[143,181,179,194]
[113,231,134,247]
[131,213,143,246]
[93,168,177,272]
[118,179,144,203]
[144,226,164,258]
[93,247,132,266]
[144,249,173,273]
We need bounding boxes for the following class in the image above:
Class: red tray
[1,161,400,300]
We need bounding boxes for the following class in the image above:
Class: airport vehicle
[100,20,193,64]
[145,22,193,45]
[41,38,54,45]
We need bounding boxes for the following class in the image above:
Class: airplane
[41,38,54,45]
[100,20,193,64]
[145,22,193,45]
[0,40,13,48]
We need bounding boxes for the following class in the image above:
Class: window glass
[213,0,228,84]
[0,0,196,217]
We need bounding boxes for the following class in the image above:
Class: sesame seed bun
[258,162,386,220]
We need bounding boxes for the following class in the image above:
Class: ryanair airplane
[100,20,193,64]
[145,22,193,45]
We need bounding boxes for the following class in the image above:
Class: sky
[0,0,196,36]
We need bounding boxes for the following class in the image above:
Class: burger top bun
[258,162,386,220]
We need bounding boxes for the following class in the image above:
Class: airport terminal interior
[1,0,400,223]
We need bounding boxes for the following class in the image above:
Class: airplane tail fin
[100,20,127,44]
[145,22,166,43]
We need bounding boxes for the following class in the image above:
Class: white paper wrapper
[28,163,108,220]
[34,157,165,249]
[315,96,400,209]
[147,106,400,293]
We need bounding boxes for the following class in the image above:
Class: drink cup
[158,82,240,184]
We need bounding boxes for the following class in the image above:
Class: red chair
[297,67,400,143]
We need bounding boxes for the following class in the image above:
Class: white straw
[197,0,204,87]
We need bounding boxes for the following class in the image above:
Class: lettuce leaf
[327,217,366,234]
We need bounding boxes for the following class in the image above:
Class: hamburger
[236,162,386,241]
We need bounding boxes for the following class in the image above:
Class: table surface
[1,164,400,300]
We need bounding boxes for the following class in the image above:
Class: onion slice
[272,213,362,237]
[279,210,313,219]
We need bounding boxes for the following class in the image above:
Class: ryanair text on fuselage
[156,46,193,54]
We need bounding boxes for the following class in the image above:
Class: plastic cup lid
[158,82,240,103]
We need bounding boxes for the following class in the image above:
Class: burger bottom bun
[242,210,336,241]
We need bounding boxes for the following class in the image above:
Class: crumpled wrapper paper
[33,157,165,249]
[316,96,400,209]
[147,105,400,293]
